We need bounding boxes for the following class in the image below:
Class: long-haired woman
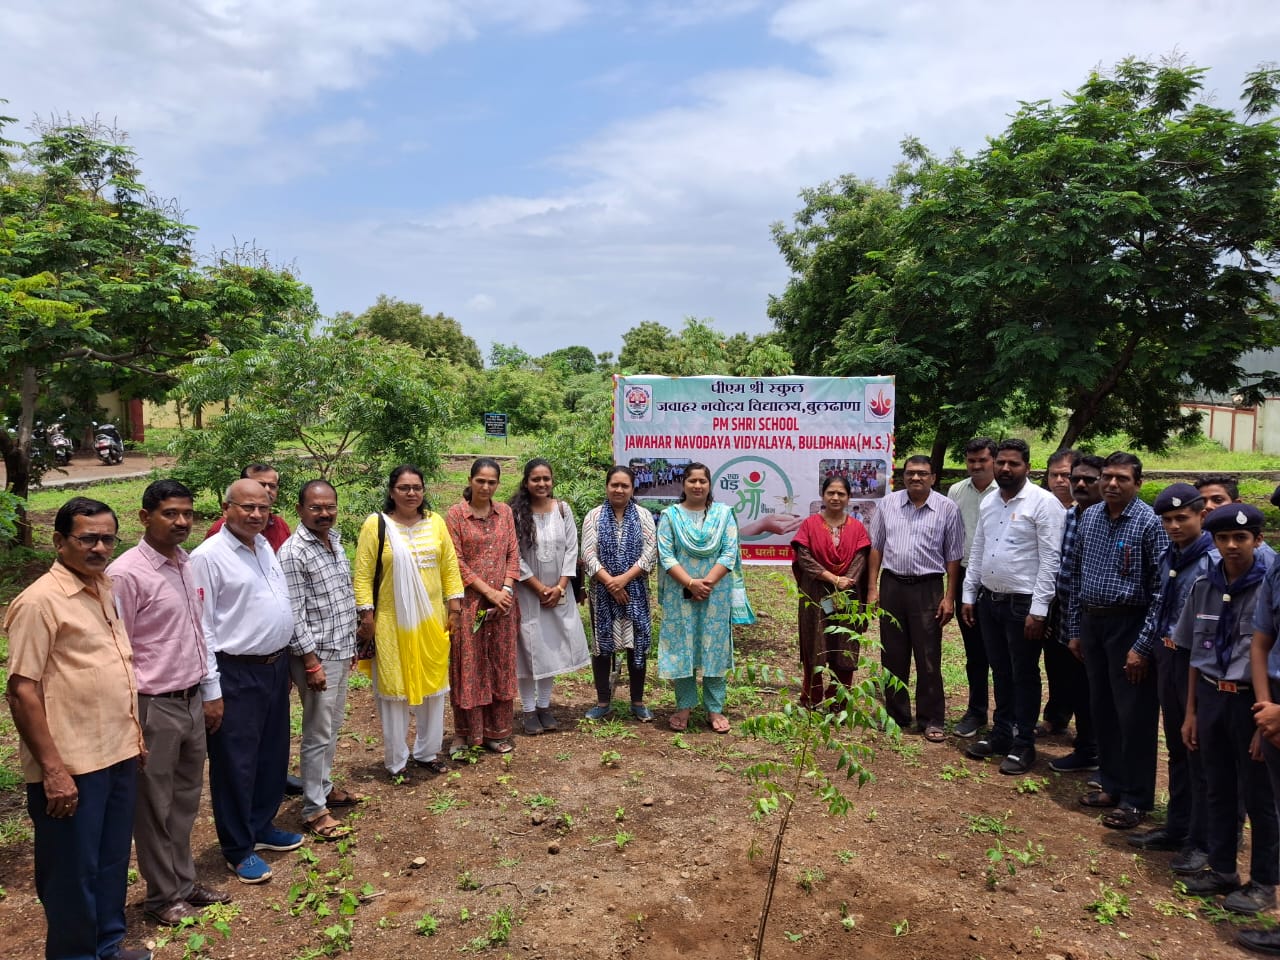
[508,459,589,735]
[354,464,464,779]
[445,458,521,753]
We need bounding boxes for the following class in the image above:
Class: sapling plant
[739,583,899,960]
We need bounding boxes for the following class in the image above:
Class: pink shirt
[109,539,211,696]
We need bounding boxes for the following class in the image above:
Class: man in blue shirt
[1179,504,1276,916]
[1124,484,1215,875]
[1065,452,1168,830]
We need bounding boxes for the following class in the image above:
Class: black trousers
[1198,681,1278,883]
[1081,608,1158,809]
[1044,602,1095,755]
[978,591,1040,751]
[592,652,647,704]
[878,573,946,728]
[207,653,291,864]
[956,565,989,721]
[28,756,137,960]
[1155,642,1205,847]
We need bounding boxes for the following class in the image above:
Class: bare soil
[0,588,1260,959]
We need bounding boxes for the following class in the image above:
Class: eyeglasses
[68,534,119,548]
[903,471,932,479]
[305,504,338,514]
[228,502,271,514]
[1070,475,1101,485]
[394,485,424,494]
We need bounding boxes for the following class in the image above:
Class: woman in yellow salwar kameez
[355,464,464,779]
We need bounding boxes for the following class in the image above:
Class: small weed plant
[1086,884,1132,925]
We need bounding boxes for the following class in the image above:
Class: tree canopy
[618,317,794,377]
[769,57,1280,459]
[355,295,483,370]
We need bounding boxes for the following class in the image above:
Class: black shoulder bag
[357,514,387,660]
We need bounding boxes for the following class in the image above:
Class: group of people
[3,457,761,959]
[790,437,1280,954]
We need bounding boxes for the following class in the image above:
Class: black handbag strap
[371,513,387,609]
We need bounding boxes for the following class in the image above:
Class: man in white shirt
[191,479,299,885]
[947,438,998,737]
[960,439,1064,775]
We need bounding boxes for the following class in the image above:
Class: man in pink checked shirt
[110,479,231,927]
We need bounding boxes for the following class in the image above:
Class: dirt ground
[0,582,1265,960]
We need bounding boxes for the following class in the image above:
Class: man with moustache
[5,498,150,960]
[1046,455,1105,775]
[278,480,361,841]
[961,439,1064,774]
[948,437,999,738]
[192,478,300,884]
[110,480,230,925]
[1065,452,1169,830]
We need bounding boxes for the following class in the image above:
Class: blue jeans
[28,756,138,960]
[978,590,1041,751]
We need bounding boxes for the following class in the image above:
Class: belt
[884,570,944,585]
[146,684,201,700]
[219,649,287,665]
[1082,604,1147,617]
[980,588,1031,603]
[1200,674,1251,694]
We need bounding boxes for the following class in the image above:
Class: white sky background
[2,1,1276,356]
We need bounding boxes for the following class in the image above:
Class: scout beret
[1203,503,1264,535]
[1152,483,1203,515]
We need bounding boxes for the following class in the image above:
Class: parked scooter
[47,419,73,466]
[93,422,125,465]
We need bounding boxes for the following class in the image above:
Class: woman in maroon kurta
[790,475,871,707]
[445,458,522,753]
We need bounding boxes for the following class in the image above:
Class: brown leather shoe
[144,900,200,926]
[186,883,232,906]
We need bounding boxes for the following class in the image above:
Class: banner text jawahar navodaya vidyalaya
[613,376,895,564]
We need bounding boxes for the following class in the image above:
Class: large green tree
[771,58,1280,457]
[355,294,483,370]
[0,116,310,539]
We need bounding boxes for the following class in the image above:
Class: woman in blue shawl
[580,466,658,721]
[657,462,754,733]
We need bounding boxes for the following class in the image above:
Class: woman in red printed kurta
[445,458,522,753]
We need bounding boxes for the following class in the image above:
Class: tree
[771,58,1280,456]
[618,318,794,377]
[355,295,483,369]
[168,318,456,533]
[488,341,534,369]
[538,345,597,376]
[0,116,312,541]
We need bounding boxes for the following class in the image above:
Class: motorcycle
[93,422,125,465]
[47,419,73,466]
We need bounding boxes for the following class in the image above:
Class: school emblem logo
[713,457,795,540]
[623,384,652,422]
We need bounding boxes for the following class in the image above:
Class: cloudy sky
[3,1,1275,359]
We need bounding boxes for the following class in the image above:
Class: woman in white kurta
[508,459,589,735]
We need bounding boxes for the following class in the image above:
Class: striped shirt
[278,524,359,661]
[1063,496,1168,641]
[868,490,965,577]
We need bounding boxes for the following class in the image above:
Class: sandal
[448,739,468,757]
[304,814,351,841]
[709,713,731,735]
[668,709,691,733]
[1079,789,1118,808]
[411,757,450,775]
[484,739,514,755]
[325,788,362,808]
[924,725,946,743]
[1101,805,1145,830]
